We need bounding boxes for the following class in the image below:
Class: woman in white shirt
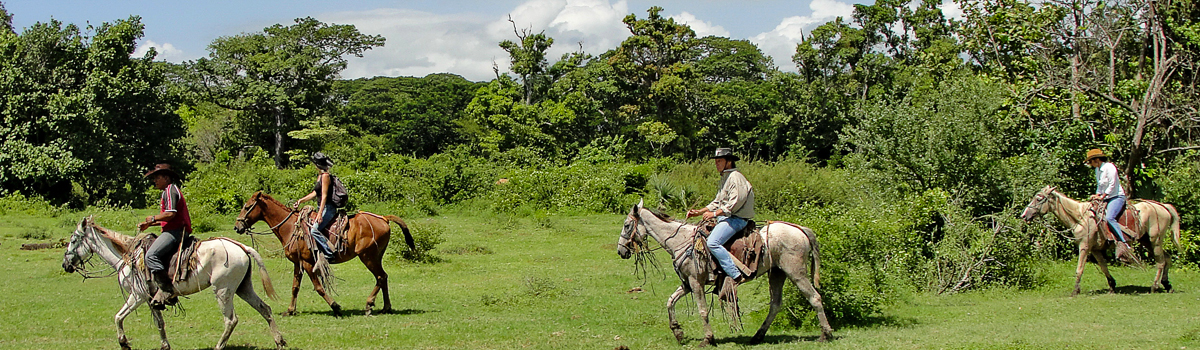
[1084,149,1132,257]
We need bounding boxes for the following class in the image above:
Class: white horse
[616,201,832,346]
[61,216,285,350]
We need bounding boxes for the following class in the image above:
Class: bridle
[65,225,118,279]
[1024,191,1056,217]
[235,196,294,236]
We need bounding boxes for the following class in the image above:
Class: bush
[389,219,446,264]
[0,193,64,217]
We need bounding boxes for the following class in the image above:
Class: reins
[69,226,119,280]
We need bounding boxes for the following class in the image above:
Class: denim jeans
[1105,195,1127,242]
[707,216,747,279]
[146,229,185,272]
[310,206,337,258]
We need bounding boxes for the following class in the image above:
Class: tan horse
[616,201,832,346]
[234,191,414,316]
[1020,186,1181,295]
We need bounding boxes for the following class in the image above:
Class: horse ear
[637,198,644,208]
[1048,186,1057,193]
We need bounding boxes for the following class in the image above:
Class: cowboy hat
[311,152,335,169]
[143,163,180,180]
[1083,149,1108,164]
[710,148,740,162]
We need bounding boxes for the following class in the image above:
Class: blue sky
[6,0,958,81]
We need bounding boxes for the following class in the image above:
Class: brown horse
[234,191,414,316]
[1020,186,1181,295]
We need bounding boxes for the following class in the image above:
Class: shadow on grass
[1087,285,1155,295]
[197,345,278,350]
[291,308,435,317]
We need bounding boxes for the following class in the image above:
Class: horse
[1020,186,1182,295]
[61,216,284,350]
[233,191,414,316]
[616,200,832,346]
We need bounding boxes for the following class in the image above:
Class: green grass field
[3,208,1200,349]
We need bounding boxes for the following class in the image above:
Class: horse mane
[255,191,287,208]
[644,208,682,223]
[86,220,149,256]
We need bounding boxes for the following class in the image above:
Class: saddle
[1090,199,1143,242]
[130,234,202,284]
[297,206,352,255]
[696,219,765,282]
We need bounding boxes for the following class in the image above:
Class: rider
[1085,149,1134,261]
[294,152,337,259]
[137,163,192,310]
[687,148,755,284]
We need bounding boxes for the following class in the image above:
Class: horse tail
[1167,203,1182,250]
[801,226,821,289]
[225,238,278,300]
[385,215,415,251]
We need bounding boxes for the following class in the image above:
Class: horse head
[1020,186,1057,222]
[234,191,266,234]
[62,216,94,273]
[617,200,649,259]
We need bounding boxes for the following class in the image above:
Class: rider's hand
[702,210,716,220]
[686,209,702,218]
[137,221,152,231]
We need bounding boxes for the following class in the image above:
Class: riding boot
[150,270,176,310]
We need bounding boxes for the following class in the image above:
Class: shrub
[390,220,446,264]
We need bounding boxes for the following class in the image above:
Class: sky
[4,0,963,81]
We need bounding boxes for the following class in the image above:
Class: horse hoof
[120,342,131,350]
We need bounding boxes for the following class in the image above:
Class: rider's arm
[1095,163,1117,199]
[295,191,317,207]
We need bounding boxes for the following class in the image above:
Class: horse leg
[211,287,238,350]
[751,268,787,344]
[303,261,342,317]
[1151,243,1171,292]
[114,293,143,350]
[360,253,391,315]
[1072,245,1089,297]
[236,276,286,350]
[688,278,714,347]
[283,262,303,316]
[666,286,688,344]
[151,307,170,350]
[784,263,832,341]
[1090,251,1117,293]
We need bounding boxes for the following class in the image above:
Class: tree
[499,16,554,105]
[0,2,12,34]
[0,15,183,205]
[185,17,384,168]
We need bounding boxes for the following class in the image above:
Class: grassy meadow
[3,207,1200,350]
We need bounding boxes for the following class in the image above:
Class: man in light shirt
[1084,149,1134,261]
[687,148,755,284]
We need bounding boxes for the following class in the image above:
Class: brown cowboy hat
[710,147,740,162]
[1083,149,1108,164]
[143,163,180,180]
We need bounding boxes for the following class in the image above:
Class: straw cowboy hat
[142,163,180,180]
[1083,149,1108,164]
[710,148,740,162]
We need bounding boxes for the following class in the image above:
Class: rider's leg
[310,207,337,258]
[145,229,181,308]
[707,216,747,279]
[1105,196,1127,242]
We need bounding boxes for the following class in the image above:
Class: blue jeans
[310,206,337,258]
[707,216,747,279]
[1105,196,1127,242]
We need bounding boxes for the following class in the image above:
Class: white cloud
[324,0,633,81]
[670,12,730,38]
[939,0,964,21]
[750,0,855,71]
[134,40,188,62]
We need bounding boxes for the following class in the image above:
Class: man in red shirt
[137,163,192,310]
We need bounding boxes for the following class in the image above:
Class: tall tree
[0,15,183,205]
[185,17,384,168]
[0,2,12,34]
[499,16,554,105]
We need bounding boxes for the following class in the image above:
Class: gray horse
[616,201,832,346]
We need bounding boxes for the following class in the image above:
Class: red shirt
[159,183,192,233]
